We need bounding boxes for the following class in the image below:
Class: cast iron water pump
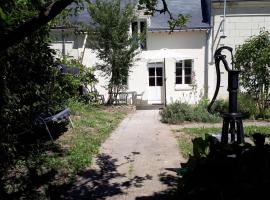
[208,46,245,144]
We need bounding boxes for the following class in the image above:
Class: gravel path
[63,110,183,200]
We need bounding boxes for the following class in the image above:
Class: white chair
[135,92,144,105]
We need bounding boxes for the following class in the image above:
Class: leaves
[87,0,139,100]
[235,30,270,117]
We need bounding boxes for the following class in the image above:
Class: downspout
[80,33,88,64]
[222,0,227,38]
[204,29,210,99]
[61,29,65,57]
[164,58,167,106]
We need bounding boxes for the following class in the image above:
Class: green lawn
[4,100,131,198]
[173,126,270,159]
[42,100,129,174]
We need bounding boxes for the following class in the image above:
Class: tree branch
[0,0,74,52]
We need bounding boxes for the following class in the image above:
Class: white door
[148,63,164,104]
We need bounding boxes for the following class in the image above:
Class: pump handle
[207,46,234,114]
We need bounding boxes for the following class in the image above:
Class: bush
[193,99,220,123]
[55,57,97,101]
[209,93,259,119]
[238,93,259,119]
[160,102,193,124]
[160,100,220,124]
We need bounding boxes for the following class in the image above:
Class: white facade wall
[51,30,207,105]
[209,1,270,99]
[129,31,207,104]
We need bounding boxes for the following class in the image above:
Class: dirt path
[62,110,183,200]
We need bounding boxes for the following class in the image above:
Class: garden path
[64,110,183,199]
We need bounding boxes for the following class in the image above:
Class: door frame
[147,62,165,104]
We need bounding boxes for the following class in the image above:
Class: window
[131,20,147,50]
[175,59,193,85]
[149,67,163,86]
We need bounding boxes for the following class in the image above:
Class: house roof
[148,0,211,31]
[69,0,211,31]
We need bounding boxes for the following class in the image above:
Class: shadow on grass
[49,153,153,199]
[0,122,68,199]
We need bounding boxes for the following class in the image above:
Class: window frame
[175,59,194,86]
[131,19,147,50]
[148,62,163,87]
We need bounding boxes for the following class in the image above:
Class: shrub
[209,93,259,119]
[160,102,193,124]
[160,100,220,124]
[193,99,221,123]
[55,57,97,103]
[238,93,259,119]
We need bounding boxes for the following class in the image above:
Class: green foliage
[0,27,58,140]
[87,0,139,103]
[193,99,220,123]
[238,93,259,119]
[235,30,270,118]
[210,93,260,119]
[160,100,220,124]
[160,102,193,123]
[174,125,270,158]
[55,57,97,101]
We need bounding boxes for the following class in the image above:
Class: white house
[50,0,270,106]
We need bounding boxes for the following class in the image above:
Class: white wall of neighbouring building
[208,1,270,100]
[128,30,207,105]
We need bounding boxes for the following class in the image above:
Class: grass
[173,126,270,159]
[42,99,130,175]
[2,99,131,198]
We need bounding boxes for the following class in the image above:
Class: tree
[0,0,183,52]
[138,0,189,31]
[235,30,270,117]
[87,0,139,104]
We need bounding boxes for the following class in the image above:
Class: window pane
[149,77,155,86]
[140,21,146,34]
[132,22,138,35]
[156,77,163,86]
[176,76,182,84]
[185,76,191,84]
[156,68,163,76]
[185,59,192,68]
[176,68,182,76]
[176,61,182,68]
[185,67,191,76]
[149,68,155,76]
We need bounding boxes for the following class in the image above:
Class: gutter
[148,26,212,32]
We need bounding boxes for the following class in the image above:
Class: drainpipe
[80,33,88,64]
[61,29,65,57]
[222,0,227,38]
[164,58,167,106]
[204,29,210,99]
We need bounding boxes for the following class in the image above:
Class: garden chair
[115,93,128,105]
[36,108,74,141]
[135,91,144,105]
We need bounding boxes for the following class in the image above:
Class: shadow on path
[50,153,153,199]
